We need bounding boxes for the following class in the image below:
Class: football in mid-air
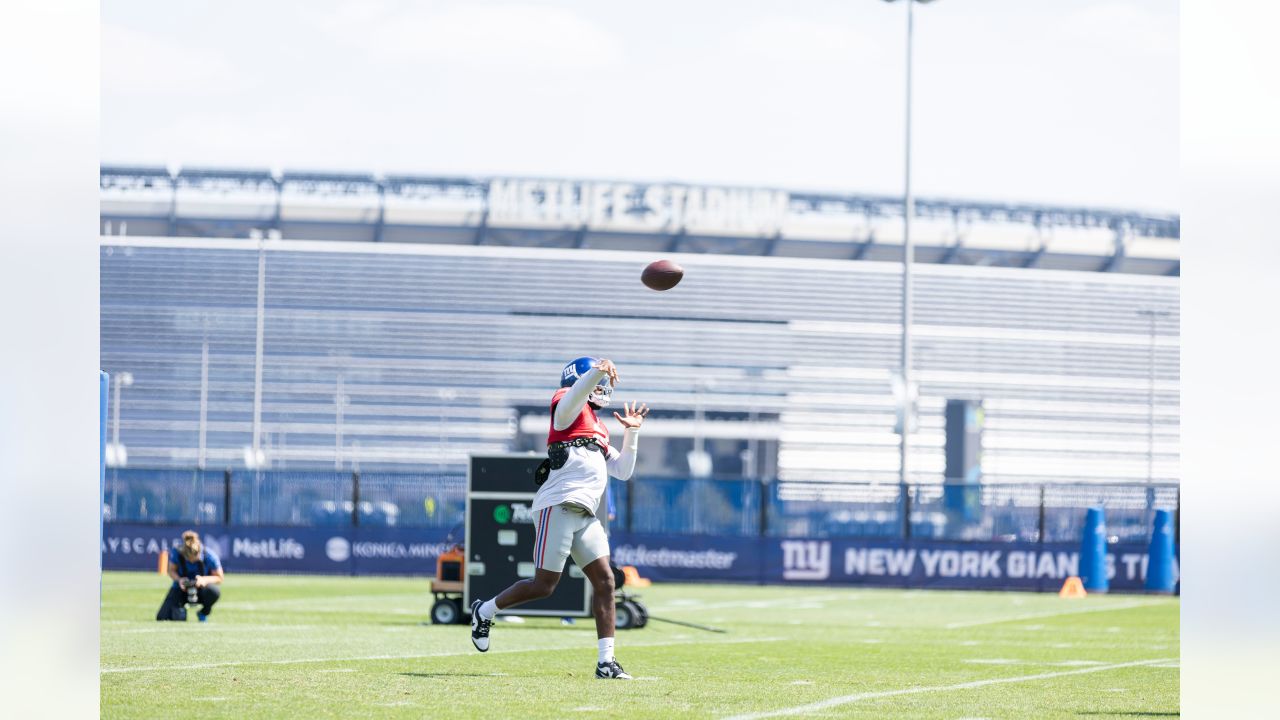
[641,259,684,291]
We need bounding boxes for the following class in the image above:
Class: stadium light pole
[884,0,936,486]
[198,340,209,470]
[251,233,267,469]
[1137,309,1171,483]
[437,388,457,472]
[335,374,346,472]
[108,371,133,468]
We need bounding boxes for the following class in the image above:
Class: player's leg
[195,584,220,622]
[491,567,562,609]
[470,506,571,652]
[471,568,563,653]
[573,517,631,679]
[579,555,616,639]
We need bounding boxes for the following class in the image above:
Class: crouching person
[156,530,223,622]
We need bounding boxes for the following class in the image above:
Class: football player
[470,357,648,679]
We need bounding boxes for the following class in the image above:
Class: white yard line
[943,600,1165,629]
[102,604,427,616]
[105,624,324,634]
[236,593,431,609]
[102,635,782,674]
[721,657,1176,720]
[962,659,1107,667]
[648,593,855,612]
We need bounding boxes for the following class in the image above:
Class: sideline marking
[721,657,1176,720]
[102,635,783,674]
[944,600,1163,629]
[648,593,854,612]
[105,624,323,634]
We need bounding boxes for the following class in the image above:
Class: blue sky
[102,0,1178,211]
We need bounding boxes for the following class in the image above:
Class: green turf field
[101,571,1178,719]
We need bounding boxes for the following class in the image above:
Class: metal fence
[103,468,465,531]
[104,468,1178,544]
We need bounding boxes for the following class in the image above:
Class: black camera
[184,581,199,604]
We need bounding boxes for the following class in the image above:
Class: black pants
[155,584,220,621]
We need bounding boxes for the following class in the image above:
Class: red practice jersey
[546,386,611,452]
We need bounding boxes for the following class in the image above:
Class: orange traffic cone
[1059,576,1087,598]
[157,551,168,576]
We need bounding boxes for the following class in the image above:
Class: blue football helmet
[560,356,613,407]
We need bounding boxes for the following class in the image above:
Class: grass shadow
[382,620,591,632]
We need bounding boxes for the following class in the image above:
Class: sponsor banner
[770,539,1174,592]
[104,524,1177,592]
[102,524,453,575]
[608,533,1175,592]
[346,526,456,576]
[609,533,756,583]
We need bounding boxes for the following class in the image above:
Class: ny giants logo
[781,540,831,581]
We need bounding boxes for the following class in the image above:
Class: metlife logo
[232,537,304,560]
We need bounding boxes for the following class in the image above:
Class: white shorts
[532,503,610,572]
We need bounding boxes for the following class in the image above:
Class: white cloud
[724,15,884,67]
[101,22,255,98]
[99,0,1179,209]
[314,2,624,71]
[1063,2,1178,58]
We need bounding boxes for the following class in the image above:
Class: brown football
[641,259,684,291]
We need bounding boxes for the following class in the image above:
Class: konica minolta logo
[325,537,351,562]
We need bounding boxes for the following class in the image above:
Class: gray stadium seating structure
[101,238,1179,500]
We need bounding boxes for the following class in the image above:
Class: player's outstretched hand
[593,358,619,386]
[614,401,649,429]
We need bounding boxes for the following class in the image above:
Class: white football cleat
[595,659,632,679]
[469,599,491,652]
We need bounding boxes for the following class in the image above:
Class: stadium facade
[100,166,1180,501]
[101,166,1179,275]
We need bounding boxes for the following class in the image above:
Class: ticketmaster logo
[612,544,737,570]
[493,503,536,525]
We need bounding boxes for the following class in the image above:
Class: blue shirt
[169,547,221,589]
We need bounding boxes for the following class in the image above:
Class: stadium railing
[104,468,1177,544]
